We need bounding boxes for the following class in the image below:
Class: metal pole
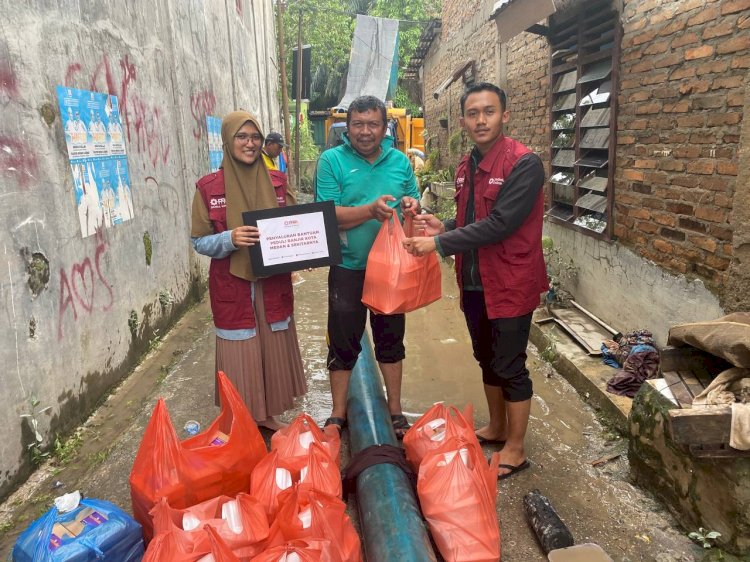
[295,8,302,192]
[277,0,293,185]
[347,334,437,562]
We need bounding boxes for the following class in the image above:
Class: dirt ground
[0,264,707,561]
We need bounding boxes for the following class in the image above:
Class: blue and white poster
[207,115,223,173]
[57,85,134,238]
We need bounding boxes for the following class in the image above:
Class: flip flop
[498,459,531,480]
[391,414,411,440]
[476,434,506,445]
[323,417,347,434]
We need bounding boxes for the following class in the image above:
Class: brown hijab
[191,110,280,281]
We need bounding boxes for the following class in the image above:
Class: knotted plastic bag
[130,371,267,541]
[249,539,339,562]
[144,524,242,561]
[251,443,342,519]
[271,413,341,467]
[403,402,479,470]
[418,437,501,562]
[267,487,361,562]
[361,214,441,315]
[150,493,269,559]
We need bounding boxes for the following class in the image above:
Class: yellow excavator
[323,107,425,162]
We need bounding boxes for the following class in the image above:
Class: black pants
[326,266,406,371]
[462,290,533,402]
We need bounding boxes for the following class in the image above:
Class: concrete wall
[0,0,281,498]
[420,0,749,346]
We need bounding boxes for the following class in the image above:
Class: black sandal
[323,417,347,434]
[391,414,411,440]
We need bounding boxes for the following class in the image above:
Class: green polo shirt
[315,135,419,270]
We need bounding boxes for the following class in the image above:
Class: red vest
[195,169,293,330]
[454,136,549,319]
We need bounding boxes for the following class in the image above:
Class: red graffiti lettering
[119,55,136,143]
[57,269,77,339]
[94,235,114,311]
[64,63,82,87]
[57,235,114,340]
[63,54,169,170]
[0,135,38,190]
[130,95,170,167]
[0,62,19,103]
[190,90,217,140]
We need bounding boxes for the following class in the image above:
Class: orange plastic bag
[130,371,268,541]
[403,402,479,470]
[361,214,441,315]
[271,414,341,467]
[250,539,339,562]
[251,443,342,519]
[144,524,241,562]
[267,487,361,562]
[417,437,501,562]
[150,493,269,559]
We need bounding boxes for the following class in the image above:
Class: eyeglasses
[234,133,263,143]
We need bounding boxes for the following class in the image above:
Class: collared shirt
[315,134,419,270]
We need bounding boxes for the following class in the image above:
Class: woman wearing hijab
[191,111,307,431]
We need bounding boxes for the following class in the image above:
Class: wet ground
[0,264,704,561]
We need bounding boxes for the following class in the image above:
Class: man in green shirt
[316,95,420,438]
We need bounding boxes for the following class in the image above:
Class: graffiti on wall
[57,232,114,340]
[0,135,38,190]
[190,90,217,140]
[64,55,170,169]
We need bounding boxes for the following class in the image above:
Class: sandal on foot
[323,417,347,434]
[498,459,531,480]
[391,414,411,440]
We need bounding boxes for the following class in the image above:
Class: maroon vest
[195,169,294,330]
[454,136,549,319]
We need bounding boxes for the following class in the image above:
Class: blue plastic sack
[13,497,144,561]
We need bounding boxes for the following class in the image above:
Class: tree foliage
[279,0,441,110]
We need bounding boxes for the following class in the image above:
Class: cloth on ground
[606,344,660,398]
[341,444,416,501]
[602,330,656,368]
[668,312,750,369]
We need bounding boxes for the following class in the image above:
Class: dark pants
[326,266,406,371]
[462,290,533,402]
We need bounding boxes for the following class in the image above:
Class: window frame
[546,0,622,240]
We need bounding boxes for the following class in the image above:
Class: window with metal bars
[547,1,621,239]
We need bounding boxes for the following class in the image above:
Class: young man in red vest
[404,83,548,479]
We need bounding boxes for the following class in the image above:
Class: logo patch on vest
[488,178,504,185]
[209,196,226,209]
[456,177,465,186]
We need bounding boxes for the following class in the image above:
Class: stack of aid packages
[131,371,362,561]
[403,403,501,562]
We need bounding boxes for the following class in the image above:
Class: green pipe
[347,333,437,562]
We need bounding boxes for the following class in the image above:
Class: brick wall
[421,0,749,297]
[505,33,550,158]
[616,0,749,286]
[423,0,496,169]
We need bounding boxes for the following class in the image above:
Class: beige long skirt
[215,282,307,421]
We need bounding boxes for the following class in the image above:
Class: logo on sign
[284,219,299,226]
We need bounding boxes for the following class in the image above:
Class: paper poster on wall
[56,85,134,238]
[207,115,223,173]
